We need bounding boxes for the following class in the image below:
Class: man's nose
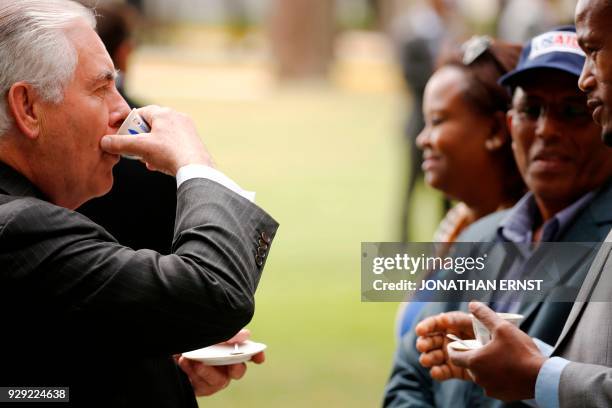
[535,111,562,141]
[109,89,131,130]
[578,59,596,93]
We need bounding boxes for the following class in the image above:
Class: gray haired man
[0,1,278,406]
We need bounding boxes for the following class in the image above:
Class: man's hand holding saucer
[417,302,548,401]
[176,329,265,397]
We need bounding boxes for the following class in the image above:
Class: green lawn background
[129,51,442,407]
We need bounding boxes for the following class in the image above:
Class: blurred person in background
[95,3,141,108]
[497,0,561,43]
[391,25,612,407]
[78,3,177,255]
[395,36,525,339]
[390,0,467,242]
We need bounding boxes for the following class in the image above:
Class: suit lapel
[584,179,612,228]
[518,242,595,327]
[553,230,612,353]
[518,301,541,327]
[550,181,612,352]
[480,242,509,304]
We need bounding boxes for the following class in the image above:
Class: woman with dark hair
[417,36,525,242]
[396,37,525,338]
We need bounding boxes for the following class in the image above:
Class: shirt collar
[498,190,597,243]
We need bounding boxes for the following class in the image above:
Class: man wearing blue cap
[413,1,612,407]
[383,25,612,407]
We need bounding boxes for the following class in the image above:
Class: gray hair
[0,0,96,135]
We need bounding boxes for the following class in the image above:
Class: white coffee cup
[117,108,150,160]
[471,312,523,345]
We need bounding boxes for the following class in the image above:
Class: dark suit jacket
[0,162,278,407]
[383,181,612,408]
[78,158,177,254]
[77,87,176,255]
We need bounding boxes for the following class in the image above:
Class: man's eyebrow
[88,69,119,87]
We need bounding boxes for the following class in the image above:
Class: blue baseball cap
[499,26,586,87]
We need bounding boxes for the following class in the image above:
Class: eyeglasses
[514,99,591,123]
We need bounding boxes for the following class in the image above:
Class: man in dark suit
[384,26,612,407]
[0,1,278,407]
[411,3,612,406]
[77,4,177,254]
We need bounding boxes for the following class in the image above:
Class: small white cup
[471,312,523,345]
[117,108,150,160]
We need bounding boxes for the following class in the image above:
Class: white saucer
[448,339,482,351]
[182,340,267,366]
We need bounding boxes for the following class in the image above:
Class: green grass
[128,58,442,407]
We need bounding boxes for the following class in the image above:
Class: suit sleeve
[383,326,436,408]
[559,362,612,408]
[0,178,278,355]
[383,301,484,408]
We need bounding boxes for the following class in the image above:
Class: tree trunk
[269,0,335,80]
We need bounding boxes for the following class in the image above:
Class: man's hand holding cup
[417,302,548,401]
[101,105,213,176]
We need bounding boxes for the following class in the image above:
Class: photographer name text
[372,279,544,292]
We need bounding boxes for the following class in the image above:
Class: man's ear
[7,82,42,139]
[485,110,510,151]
